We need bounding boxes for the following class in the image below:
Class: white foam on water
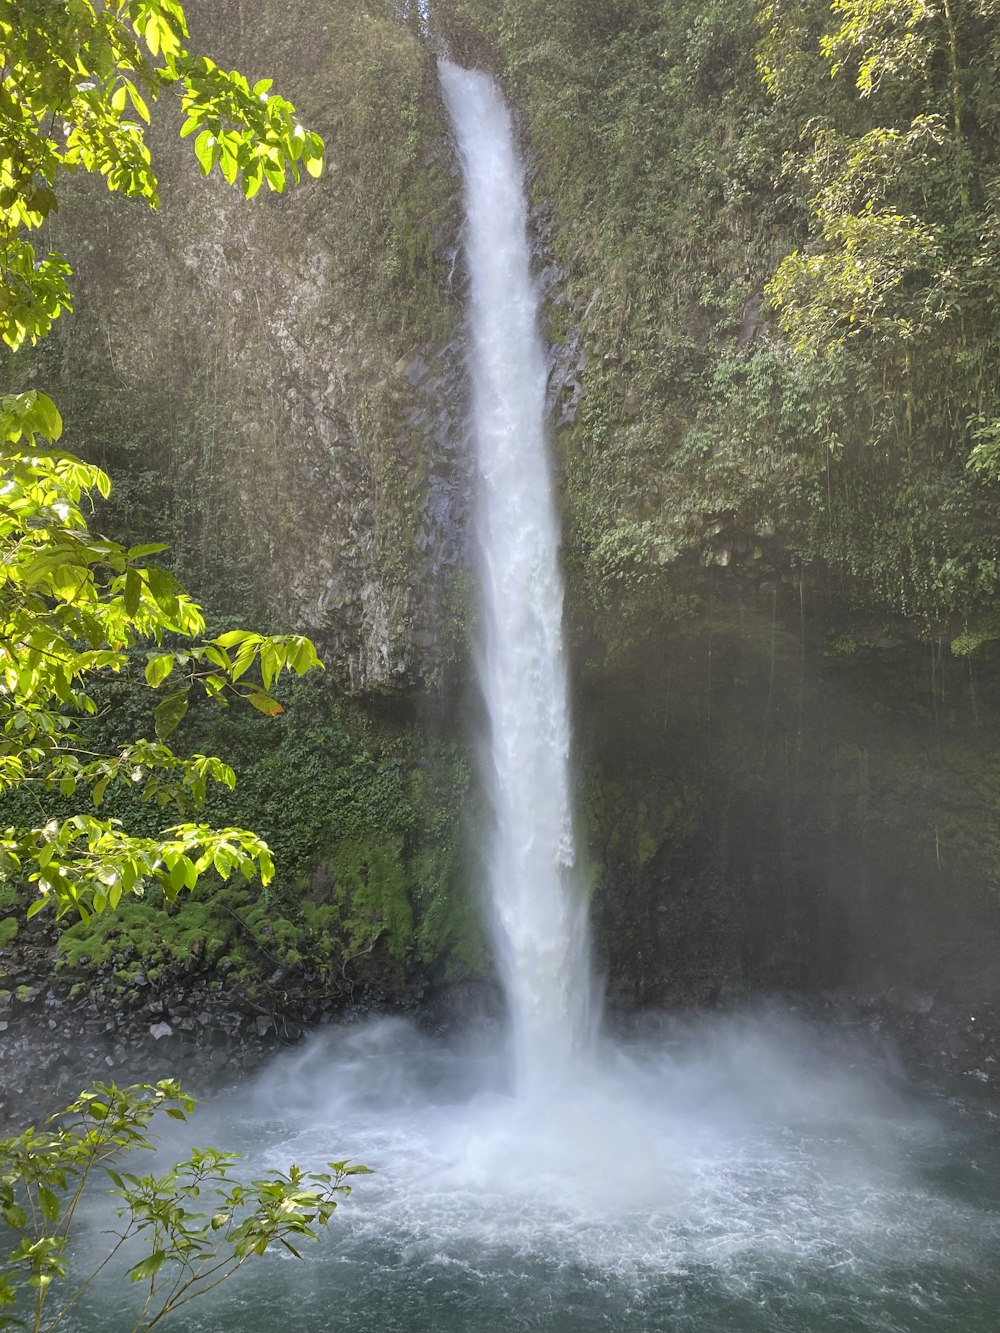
[231,1011,996,1288]
[61,1011,1000,1331]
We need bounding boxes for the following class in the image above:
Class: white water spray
[439,61,593,1094]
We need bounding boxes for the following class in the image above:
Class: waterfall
[439,61,594,1095]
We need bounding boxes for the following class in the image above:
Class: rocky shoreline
[4,921,1000,1131]
[0,918,433,1128]
[0,974,320,1129]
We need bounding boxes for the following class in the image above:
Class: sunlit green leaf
[145,655,175,688]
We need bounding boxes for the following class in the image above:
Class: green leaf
[38,1186,60,1224]
[124,568,142,616]
[246,693,283,717]
[203,646,231,671]
[220,145,239,186]
[154,689,189,739]
[291,637,322,675]
[146,566,181,618]
[212,847,233,878]
[35,393,63,442]
[129,1250,166,1282]
[260,641,280,691]
[30,186,58,220]
[231,640,258,682]
[168,855,192,893]
[194,130,215,176]
[262,158,286,192]
[215,630,257,649]
[126,80,151,123]
[243,163,263,200]
[50,565,88,602]
[145,655,175,688]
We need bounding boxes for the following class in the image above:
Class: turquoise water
[64,1010,1000,1332]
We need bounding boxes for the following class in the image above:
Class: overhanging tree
[1,0,326,918]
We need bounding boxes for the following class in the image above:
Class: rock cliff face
[11,0,1000,1086]
[582,571,1000,1059]
[40,0,470,691]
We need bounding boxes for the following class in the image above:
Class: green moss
[583,768,709,876]
[56,890,231,982]
[328,836,413,960]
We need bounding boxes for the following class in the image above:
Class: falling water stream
[65,63,1000,1332]
[438,59,593,1095]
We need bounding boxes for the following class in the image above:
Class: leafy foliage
[753,0,1000,631]
[29,680,485,1002]
[0,1080,369,1331]
[0,0,327,924]
[0,390,322,921]
[1,0,323,351]
[0,9,374,1322]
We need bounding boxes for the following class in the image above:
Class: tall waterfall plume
[439,61,595,1095]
